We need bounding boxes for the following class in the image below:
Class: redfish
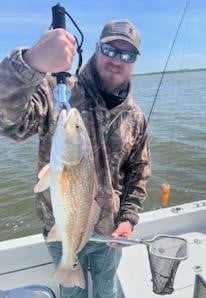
[34,108,100,288]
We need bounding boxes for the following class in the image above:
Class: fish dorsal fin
[34,164,51,193]
[60,166,70,195]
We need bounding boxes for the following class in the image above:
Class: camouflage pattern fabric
[0,48,151,236]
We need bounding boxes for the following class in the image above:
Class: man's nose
[111,53,122,64]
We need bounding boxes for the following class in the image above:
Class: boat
[1,198,206,297]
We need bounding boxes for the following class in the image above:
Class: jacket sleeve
[0,48,53,140]
[119,114,151,226]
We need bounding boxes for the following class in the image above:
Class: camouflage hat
[99,19,141,54]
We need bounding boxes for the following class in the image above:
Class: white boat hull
[1,200,206,297]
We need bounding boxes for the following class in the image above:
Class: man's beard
[95,61,127,94]
[98,70,129,95]
[98,76,122,94]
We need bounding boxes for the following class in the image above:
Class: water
[134,70,206,210]
[0,70,205,241]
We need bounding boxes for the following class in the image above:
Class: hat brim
[100,35,140,55]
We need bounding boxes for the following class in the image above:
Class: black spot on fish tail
[72,257,78,269]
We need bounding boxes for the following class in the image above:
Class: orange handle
[161,183,170,205]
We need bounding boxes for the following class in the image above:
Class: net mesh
[146,236,187,295]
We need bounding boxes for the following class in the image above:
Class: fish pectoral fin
[46,225,61,243]
[37,163,50,179]
[60,167,70,195]
[34,164,51,193]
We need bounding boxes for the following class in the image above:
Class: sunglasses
[100,43,137,63]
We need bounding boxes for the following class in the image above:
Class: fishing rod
[52,4,70,112]
[116,1,190,224]
[51,3,84,113]
[146,1,190,127]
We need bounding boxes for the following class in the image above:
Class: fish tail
[54,261,86,289]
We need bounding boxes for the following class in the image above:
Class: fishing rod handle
[52,3,67,85]
[52,3,66,30]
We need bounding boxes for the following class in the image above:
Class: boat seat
[0,284,56,297]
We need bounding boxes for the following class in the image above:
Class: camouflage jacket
[0,48,151,236]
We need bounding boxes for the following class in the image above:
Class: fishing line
[146,1,190,128]
[116,1,190,224]
[151,1,190,210]
[64,10,84,76]
[49,4,84,76]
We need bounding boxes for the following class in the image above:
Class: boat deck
[0,200,206,297]
[117,200,206,297]
[118,231,206,297]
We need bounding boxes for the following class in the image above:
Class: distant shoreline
[134,68,206,76]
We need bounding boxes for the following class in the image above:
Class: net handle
[90,233,188,260]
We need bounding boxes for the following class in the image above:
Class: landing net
[145,235,188,295]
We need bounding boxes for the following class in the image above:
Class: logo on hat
[100,19,141,54]
[111,22,134,39]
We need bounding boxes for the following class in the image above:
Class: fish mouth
[58,108,73,128]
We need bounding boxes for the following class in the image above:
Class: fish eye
[75,124,80,129]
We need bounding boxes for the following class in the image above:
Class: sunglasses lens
[101,44,116,58]
[121,52,136,63]
[100,43,137,63]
